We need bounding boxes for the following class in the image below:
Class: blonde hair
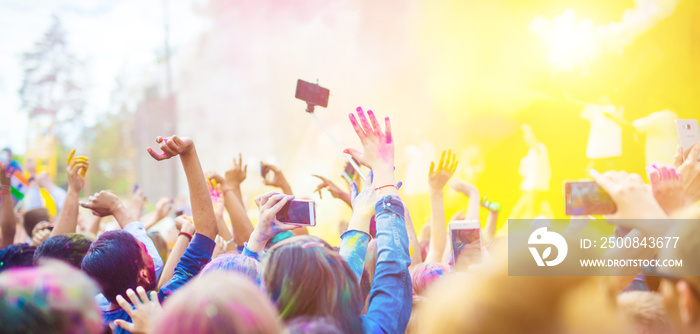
[617,291,671,334]
[151,272,283,334]
[413,245,623,334]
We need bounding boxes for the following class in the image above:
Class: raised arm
[424,150,457,264]
[224,153,247,206]
[313,174,352,208]
[158,216,195,289]
[81,191,135,229]
[52,151,89,236]
[0,164,15,249]
[210,168,254,247]
[261,163,293,195]
[342,107,411,333]
[147,136,217,240]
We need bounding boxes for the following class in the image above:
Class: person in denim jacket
[243,107,412,333]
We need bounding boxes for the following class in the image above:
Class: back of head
[201,253,263,286]
[410,262,450,297]
[33,234,92,269]
[0,260,103,334]
[81,230,145,304]
[0,244,36,273]
[151,272,283,334]
[617,291,671,334]
[414,246,622,334]
[287,316,344,334]
[23,208,50,236]
[264,235,363,334]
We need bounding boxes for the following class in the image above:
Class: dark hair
[23,208,50,236]
[33,234,93,269]
[81,230,145,304]
[0,244,36,273]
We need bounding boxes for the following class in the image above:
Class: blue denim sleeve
[339,230,371,282]
[242,242,265,262]
[158,233,215,301]
[361,195,412,334]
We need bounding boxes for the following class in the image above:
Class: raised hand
[450,179,477,198]
[114,287,162,334]
[225,153,247,186]
[206,171,227,188]
[429,150,458,191]
[344,106,394,171]
[66,149,89,178]
[211,235,226,259]
[30,222,52,246]
[646,164,687,214]
[261,163,292,195]
[177,215,196,235]
[255,192,299,238]
[350,170,377,220]
[154,197,173,221]
[130,188,147,219]
[313,174,351,206]
[246,192,299,253]
[590,169,669,237]
[146,136,193,161]
[673,144,700,203]
[80,191,133,228]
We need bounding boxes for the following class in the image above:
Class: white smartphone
[275,199,316,226]
[675,119,700,154]
[450,220,482,265]
[0,150,9,165]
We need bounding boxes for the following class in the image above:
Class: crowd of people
[0,107,699,334]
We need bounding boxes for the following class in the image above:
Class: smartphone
[450,221,482,265]
[675,119,700,154]
[295,79,329,108]
[564,181,617,216]
[276,200,316,226]
[0,150,9,165]
[341,158,359,183]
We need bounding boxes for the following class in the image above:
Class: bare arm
[225,153,247,206]
[158,218,194,289]
[208,170,253,246]
[0,164,15,249]
[52,155,88,236]
[404,208,423,266]
[147,136,217,240]
[425,150,458,264]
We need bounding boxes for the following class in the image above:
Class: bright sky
[0,0,210,153]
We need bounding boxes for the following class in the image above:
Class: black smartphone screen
[565,181,617,215]
[276,200,315,225]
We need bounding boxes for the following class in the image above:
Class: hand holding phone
[675,119,700,157]
[450,221,482,266]
[564,181,617,216]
